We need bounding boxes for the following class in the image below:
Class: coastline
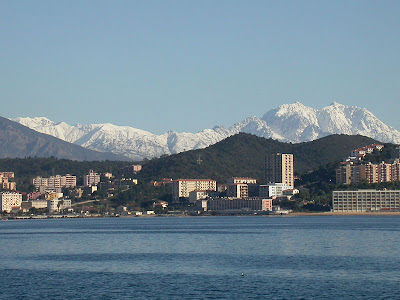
[4,211,400,220]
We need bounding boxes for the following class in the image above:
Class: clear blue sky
[1,0,399,134]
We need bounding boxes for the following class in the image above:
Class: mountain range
[0,116,128,161]
[12,102,400,160]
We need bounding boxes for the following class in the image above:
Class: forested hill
[139,133,381,183]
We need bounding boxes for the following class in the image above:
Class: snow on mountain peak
[11,102,400,160]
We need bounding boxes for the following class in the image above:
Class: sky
[1,0,399,134]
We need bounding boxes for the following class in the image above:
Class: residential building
[332,190,400,212]
[122,165,142,176]
[172,179,217,202]
[84,170,100,187]
[265,153,294,188]
[32,174,76,190]
[189,190,218,203]
[45,192,63,200]
[48,199,72,212]
[259,183,292,198]
[202,197,273,212]
[336,160,400,185]
[0,172,14,179]
[336,164,352,185]
[21,200,48,212]
[103,172,113,179]
[226,177,257,185]
[0,172,16,191]
[227,183,249,198]
[27,192,43,200]
[226,177,258,198]
[350,144,384,158]
[0,192,22,213]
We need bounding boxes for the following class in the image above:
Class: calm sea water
[1,216,400,299]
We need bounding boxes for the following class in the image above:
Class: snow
[11,102,400,160]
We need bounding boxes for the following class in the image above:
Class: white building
[259,183,292,198]
[47,199,72,212]
[0,192,22,213]
[172,179,217,202]
[226,177,257,185]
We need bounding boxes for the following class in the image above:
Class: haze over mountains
[12,102,400,160]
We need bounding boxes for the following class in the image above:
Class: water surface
[1,216,399,299]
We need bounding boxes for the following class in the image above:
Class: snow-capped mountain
[12,102,400,160]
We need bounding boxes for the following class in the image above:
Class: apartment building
[122,165,142,176]
[172,179,217,202]
[332,190,400,212]
[265,153,294,188]
[226,177,257,185]
[48,199,72,212]
[32,174,76,190]
[203,197,273,212]
[0,172,16,191]
[188,190,218,203]
[336,160,400,185]
[259,183,292,198]
[84,170,101,187]
[0,192,22,213]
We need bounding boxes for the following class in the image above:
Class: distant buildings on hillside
[169,153,296,213]
[336,144,400,185]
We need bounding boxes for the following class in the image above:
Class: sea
[1,215,400,299]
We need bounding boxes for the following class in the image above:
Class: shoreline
[4,211,400,220]
[289,211,400,216]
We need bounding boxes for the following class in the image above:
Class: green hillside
[138,133,381,183]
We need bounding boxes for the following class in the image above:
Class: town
[1,143,400,218]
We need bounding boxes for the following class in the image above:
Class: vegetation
[1,133,399,212]
[138,133,380,183]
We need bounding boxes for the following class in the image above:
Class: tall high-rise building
[265,153,294,188]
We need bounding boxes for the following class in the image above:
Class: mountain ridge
[0,116,129,161]
[12,102,400,160]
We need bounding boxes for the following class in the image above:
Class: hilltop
[138,133,381,183]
